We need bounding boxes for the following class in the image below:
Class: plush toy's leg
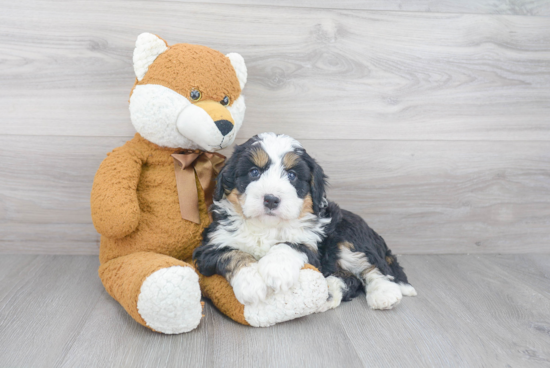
[199,264,329,327]
[99,252,203,334]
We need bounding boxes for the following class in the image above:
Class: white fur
[176,103,226,151]
[338,247,402,310]
[230,263,268,305]
[240,133,305,223]
[211,198,329,259]
[226,53,247,90]
[243,268,328,327]
[130,84,195,149]
[365,268,403,310]
[317,275,346,313]
[399,282,418,296]
[242,165,302,221]
[257,132,302,156]
[338,247,371,279]
[133,33,168,81]
[137,266,202,334]
[258,243,308,293]
[129,84,245,150]
[226,95,245,137]
[205,133,333,323]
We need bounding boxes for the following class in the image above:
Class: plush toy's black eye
[249,168,260,178]
[190,89,201,101]
[220,96,229,106]
[287,171,297,181]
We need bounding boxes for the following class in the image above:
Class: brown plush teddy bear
[91,33,331,334]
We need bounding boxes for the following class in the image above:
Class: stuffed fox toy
[91,33,329,334]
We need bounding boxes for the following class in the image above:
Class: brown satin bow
[171,150,226,224]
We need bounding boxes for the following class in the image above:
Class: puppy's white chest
[232,227,288,259]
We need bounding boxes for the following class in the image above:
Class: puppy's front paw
[367,279,403,310]
[258,244,306,293]
[231,264,267,306]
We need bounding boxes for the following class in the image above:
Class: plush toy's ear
[133,33,168,81]
[226,53,247,90]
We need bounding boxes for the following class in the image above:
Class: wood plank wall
[1,0,549,254]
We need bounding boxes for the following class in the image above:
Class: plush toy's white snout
[129,33,248,151]
[176,102,236,151]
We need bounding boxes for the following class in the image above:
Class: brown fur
[195,100,234,125]
[282,152,300,170]
[360,265,377,280]
[299,194,314,218]
[92,134,210,266]
[385,256,394,265]
[338,241,355,251]
[221,250,257,282]
[91,35,254,331]
[226,189,244,216]
[93,37,324,331]
[198,273,249,326]
[250,147,269,168]
[133,43,241,105]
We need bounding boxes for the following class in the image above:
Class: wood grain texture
[176,0,550,16]
[1,254,549,367]
[1,135,549,254]
[60,290,364,368]
[337,254,550,367]
[0,255,104,368]
[1,1,549,140]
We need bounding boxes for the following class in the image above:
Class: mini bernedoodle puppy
[193,132,417,311]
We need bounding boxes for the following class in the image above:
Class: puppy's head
[215,133,327,224]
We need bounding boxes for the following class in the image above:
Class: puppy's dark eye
[249,168,260,178]
[220,96,229,106]
[190,89,201,101]
[287,171,297,181]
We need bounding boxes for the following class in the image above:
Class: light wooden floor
[1,254,549,367]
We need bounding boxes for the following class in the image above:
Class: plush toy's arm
[91,146,143,239]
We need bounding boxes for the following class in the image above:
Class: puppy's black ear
[214,139,256,201]
[213,165,231,201]
[302,151,328,215]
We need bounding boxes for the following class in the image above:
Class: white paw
[399,282,417,296]
[367,279,403,310]
[231,263,267,306]
[137,266,202,334]
[258,244,307,293]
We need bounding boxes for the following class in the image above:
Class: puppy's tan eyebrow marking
[250,147,269,168]
[283,152,300,170]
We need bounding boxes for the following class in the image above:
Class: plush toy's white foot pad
[367,278,403,310]
[137,266,202,334]
[243,269,328,327]
[316,276,346,313]
[399,282,417,296]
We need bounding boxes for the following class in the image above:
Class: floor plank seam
[56,289,108,368]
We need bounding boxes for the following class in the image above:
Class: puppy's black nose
[264,194,280,210]
[214,120,234,136]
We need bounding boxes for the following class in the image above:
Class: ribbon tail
[172,155,201,224]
